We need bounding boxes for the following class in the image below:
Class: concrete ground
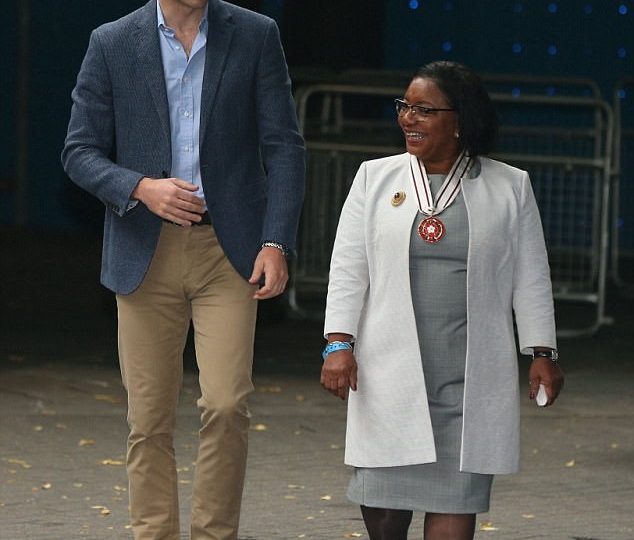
[1,227,633,539]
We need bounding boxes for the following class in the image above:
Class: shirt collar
[156,0,209,35]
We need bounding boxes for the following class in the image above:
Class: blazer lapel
[134,1,171,147]
[200,0,235,140]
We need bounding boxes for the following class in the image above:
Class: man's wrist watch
[261,241,289,257]
[322,341,353,360]
[532,349,559,361]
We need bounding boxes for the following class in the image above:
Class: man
[61,0,305,538]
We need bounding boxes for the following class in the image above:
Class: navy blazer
[62,0,305,294]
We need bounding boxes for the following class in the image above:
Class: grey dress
[347,172,494,514]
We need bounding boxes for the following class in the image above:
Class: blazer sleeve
[254,20,306,252]
[61,30,144,217]
[323,162,371,340]
[512,171,557,353]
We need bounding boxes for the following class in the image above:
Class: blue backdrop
[1,0,632,249]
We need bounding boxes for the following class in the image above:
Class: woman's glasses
[394,98,455,121]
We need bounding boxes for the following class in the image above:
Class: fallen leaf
[73,483,84,488]
[344,533,363,538]
[251,424,268,432]
[295,394,305,402]
[179,480,191,484]
[94,394,124,404]
[41,483,52,490]
[329,444,341,450]
[479,522,499,531]
[522,514,535,519]
[610,443,619,449]
[305,516,314,520]
[33,425,44,432]
[79,439,96,447]
[113,485,126,492]
[320,495,332,501]
[5,459,31,469]
[284,495,296,500]
[100,459,125,466]
[91,505,111,516]
[565,460,576,467]
[258,385,282,393]
[55,424,67,430]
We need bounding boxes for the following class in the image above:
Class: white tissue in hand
[536,384,548,407]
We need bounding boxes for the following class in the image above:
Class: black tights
[361,505,412,540]
[360,506,476,540]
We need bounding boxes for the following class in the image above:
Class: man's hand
[132,176,205,226]
[248,247,288,299]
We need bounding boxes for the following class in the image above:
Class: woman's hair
[414,61,498,156]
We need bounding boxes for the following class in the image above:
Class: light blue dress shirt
[157,0,208,204]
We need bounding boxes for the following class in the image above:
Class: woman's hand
[528,358,564,406]
[320,350,358,401]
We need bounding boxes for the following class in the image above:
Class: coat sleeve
[512,171,557,353]
[324,162,370,340]
[255,19,306,252]
[61,29,144,217]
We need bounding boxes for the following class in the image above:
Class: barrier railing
[610,77,634,289]
[290,83,614,335]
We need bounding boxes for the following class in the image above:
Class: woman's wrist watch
[532,349,559,361]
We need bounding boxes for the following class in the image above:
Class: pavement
[1,226,634,540]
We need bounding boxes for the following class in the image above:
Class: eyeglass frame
[394,98,456,119]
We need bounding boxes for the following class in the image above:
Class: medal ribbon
[409,150,473,216]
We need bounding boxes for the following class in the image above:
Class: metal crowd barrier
[290,83,614,336]
[610,77,634,289]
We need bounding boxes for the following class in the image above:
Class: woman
[320,61,564,540]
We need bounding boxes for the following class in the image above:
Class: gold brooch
[391,191,406,207]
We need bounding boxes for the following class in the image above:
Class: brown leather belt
[163,211,210,226]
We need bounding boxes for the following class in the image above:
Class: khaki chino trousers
[116,223,258,540]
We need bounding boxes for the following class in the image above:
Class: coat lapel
[134,1,171,147]
[200,0,235,140]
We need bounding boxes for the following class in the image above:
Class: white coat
[324,153,557,474]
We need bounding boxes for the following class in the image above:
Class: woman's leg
[423,512,476,540]
[360,505,413,540]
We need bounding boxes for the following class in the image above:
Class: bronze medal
[418,216,445,243]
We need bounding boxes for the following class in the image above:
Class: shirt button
[184,111,191,117]
[175,45,181,50]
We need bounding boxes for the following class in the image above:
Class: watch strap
[533,349,559,361]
